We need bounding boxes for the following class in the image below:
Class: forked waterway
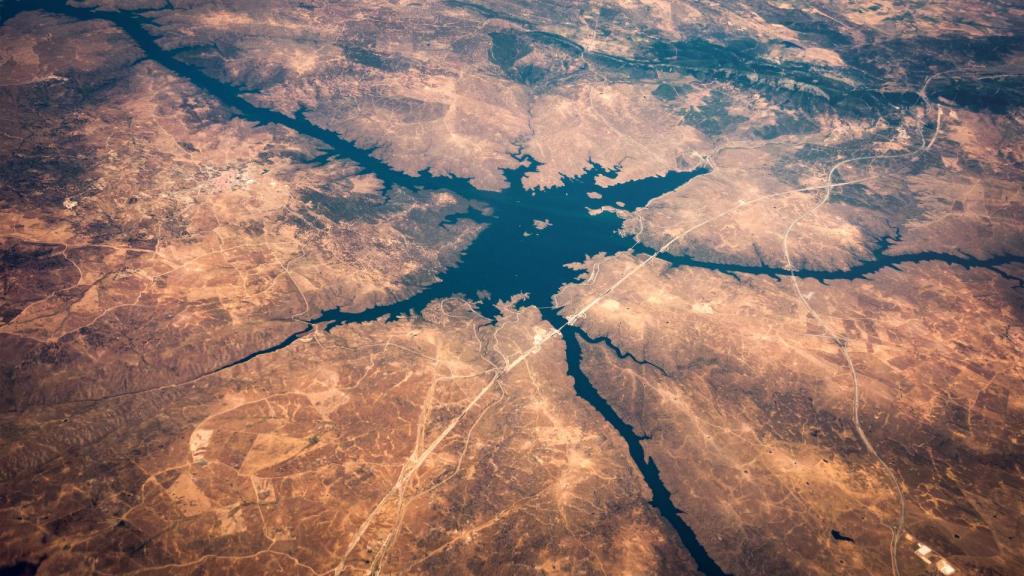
[7,2,1023,574]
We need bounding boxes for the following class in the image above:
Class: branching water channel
[7,2,1024,574]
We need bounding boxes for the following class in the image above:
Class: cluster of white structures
[906,533,957,575]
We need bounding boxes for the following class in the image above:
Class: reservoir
[7,3,1022,575]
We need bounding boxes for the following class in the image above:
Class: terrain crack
[574,327,668,376]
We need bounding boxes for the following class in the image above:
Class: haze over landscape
[1,0,1023,574]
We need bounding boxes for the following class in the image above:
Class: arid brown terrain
[1,1,1022,575]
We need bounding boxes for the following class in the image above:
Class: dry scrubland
[1,1,1023,575]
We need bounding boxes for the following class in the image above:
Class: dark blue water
[558,321,728,575]
[575,327,668,375]
[6,3,1022,575]
[646,231,1024,283]
[5,2,728,571]
[831,529,856,543]
[315,155,706,325]
[0,561,37,576]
